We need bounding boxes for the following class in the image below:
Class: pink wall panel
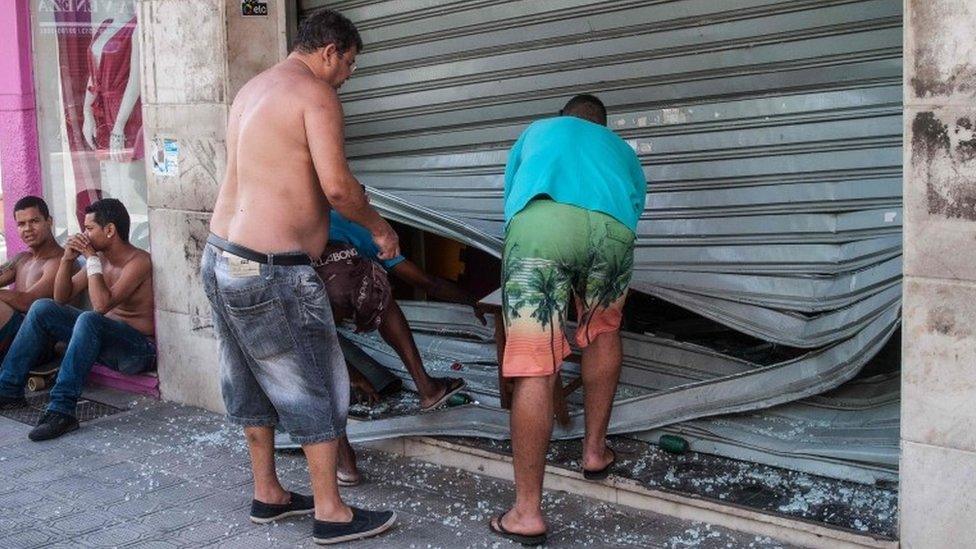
[0,0,44,258]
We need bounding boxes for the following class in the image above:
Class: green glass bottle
[659,434,689,454]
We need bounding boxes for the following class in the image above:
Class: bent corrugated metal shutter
[298,0,902,481]
[300,0,901,339]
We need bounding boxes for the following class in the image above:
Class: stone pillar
[0,0,44,258]
[901,1,976,545]
[139,0,287,411]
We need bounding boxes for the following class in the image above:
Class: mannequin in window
[80,2,148,248]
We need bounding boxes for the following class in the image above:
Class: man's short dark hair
[560,94,607,126]
[294,9,363,55]
[14,196,50,219]
[85,198,130,242]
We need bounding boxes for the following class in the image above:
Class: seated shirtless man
[0,196,70,358]
[0,199,156,441]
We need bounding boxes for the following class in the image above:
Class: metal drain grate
[0,393,124,426]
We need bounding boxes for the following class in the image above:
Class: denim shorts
[200,240,348,444]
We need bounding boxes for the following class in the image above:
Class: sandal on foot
[420,378,466,412]
[489,512,547,547]
[337,470,361,487]
[582,448,616,481]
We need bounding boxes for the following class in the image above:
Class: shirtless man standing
[0,196,69,357]
[200,9,398,544]
[0,198,156,441]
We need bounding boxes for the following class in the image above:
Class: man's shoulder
[38,250,65,268]
[14,251,54,271]
[590,124,637,157]
[8,251,29,265]
[523,117,558,134]
[279,70,338,110]
[133,248,152,263]
[293,75,335,99]
[120,248,153,270]
[238,65,336,112]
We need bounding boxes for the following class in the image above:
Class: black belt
[206,234,311,266]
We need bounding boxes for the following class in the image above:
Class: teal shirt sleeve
[372,247,406,271]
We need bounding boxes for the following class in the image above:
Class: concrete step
[366,435,899,549]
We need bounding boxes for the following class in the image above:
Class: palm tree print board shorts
[502,199,635,377]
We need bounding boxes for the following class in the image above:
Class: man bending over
[0,198,156,441]
[327,208,476,411]
[317,210,485,485]
[490,95,646,546]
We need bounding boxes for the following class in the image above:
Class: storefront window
[31,0,149,250]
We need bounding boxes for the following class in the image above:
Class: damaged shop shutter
[298,1,902,482]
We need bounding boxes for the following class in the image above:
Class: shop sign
[242,1,269,16]
[151,138,179,177]
[37,1,134,13]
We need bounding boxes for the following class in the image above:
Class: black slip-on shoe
[312,507,396,545]
[250,491,315,524]
[28,411,79,441]
[0,394,27,409]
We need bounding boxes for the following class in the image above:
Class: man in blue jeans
[0,199,156,441]
[0,196,73,358]
[202,9,397,543]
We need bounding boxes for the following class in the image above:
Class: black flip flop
[420,378,466,412]
[582,448,616,481]
[489,512,547,547]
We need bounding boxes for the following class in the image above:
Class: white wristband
[86,256,103,276]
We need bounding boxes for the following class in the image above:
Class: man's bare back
[211,52,397,262]
[211,62,329,256]
[201,12,400,540]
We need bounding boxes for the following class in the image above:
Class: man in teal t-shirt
[491,95,647,546]
[502,104,646,231]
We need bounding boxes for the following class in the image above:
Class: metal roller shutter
[298,0,901,339]
[297,0,902,483]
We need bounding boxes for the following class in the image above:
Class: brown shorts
[314,242,392,332]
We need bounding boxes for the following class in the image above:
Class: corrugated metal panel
[278,301,898,483]
[301,0,902,337]
[295,1,903,480]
